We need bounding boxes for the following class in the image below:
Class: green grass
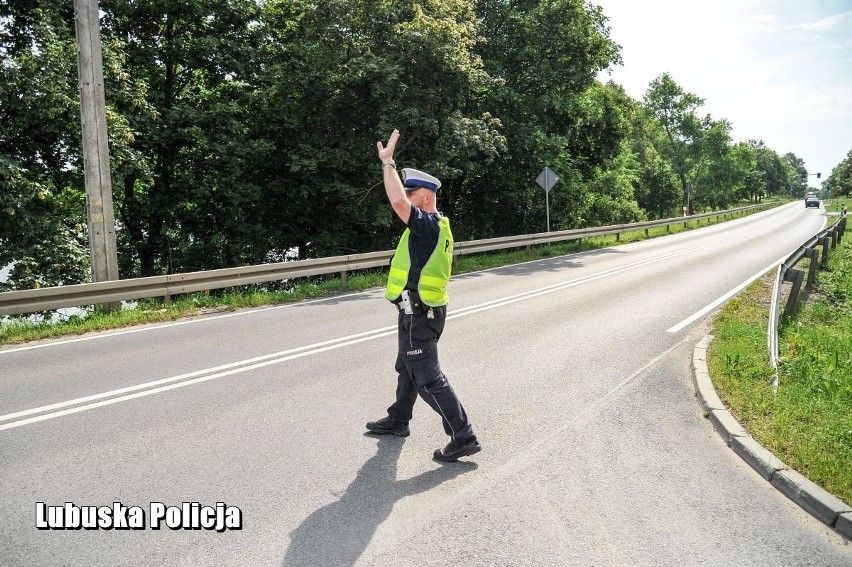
[708,232,852,504]
[824,199,850,215]
[0,201,778,346]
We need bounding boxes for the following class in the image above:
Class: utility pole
[74,0,120,302]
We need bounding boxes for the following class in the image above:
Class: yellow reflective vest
[385,216,453,307]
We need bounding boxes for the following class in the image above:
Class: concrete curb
[692,335,851,540]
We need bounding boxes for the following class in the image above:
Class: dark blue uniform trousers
[387,305,476,446]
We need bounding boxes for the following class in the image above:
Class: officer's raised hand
[376,129,400,163]
[377,129,411,223]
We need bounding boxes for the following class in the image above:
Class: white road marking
[0,208,799,430]
[667,211,828,333]
[0,324,396,425]
[665,257,785,333]
[0,327,397,431]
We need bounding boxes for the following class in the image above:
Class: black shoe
[366,416,410,437]
[433,439,481,462]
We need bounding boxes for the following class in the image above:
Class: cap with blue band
[401,168,441,192]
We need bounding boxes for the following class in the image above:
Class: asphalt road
[2,202,850,566]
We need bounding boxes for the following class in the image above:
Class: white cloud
[802,11,852,32]
[593,0,852,184]
[747,14,776,24]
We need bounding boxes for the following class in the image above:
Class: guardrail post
[644,228,649,238]
[819,237,829,267]
[783,268,805,317]
[340,270,347,286]
[164,292,171,307]
[616,232,620,242]
[804,248,820,291]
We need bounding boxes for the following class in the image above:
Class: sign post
[535,167,559,232]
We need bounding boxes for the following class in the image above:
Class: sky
[593,0,852,190]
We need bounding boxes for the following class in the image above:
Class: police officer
[366,129,480,462]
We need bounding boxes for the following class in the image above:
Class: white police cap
[401,168,441,192]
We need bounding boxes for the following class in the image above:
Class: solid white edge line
[667,207,830,333]
[665,255,788,333]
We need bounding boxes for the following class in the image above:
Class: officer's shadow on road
[282,434,477,567]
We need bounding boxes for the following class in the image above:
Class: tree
[782,152,808,197]
[826,149,852,199]
[469,0,624,235]
[99,0,264,277]
[563,82,645,226]
[691,117,739,210]
[247,0,507,258]
[730,140,791,203]
[623,98,680,219]
[0,1,90,290]
[643,73,704,212]
[752,141,788,198]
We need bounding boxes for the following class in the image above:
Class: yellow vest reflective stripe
[385,216,453,307]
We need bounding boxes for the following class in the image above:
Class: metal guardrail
[0,203,774,317]
[768,214,847,390]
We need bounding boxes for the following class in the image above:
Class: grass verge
[708,227,851,505]
[0,202,779,346]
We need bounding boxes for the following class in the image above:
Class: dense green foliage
[0,2,90,288]
[825,149,852,200]
[0,0,836,290]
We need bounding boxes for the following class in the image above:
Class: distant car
[805,196,820,208]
